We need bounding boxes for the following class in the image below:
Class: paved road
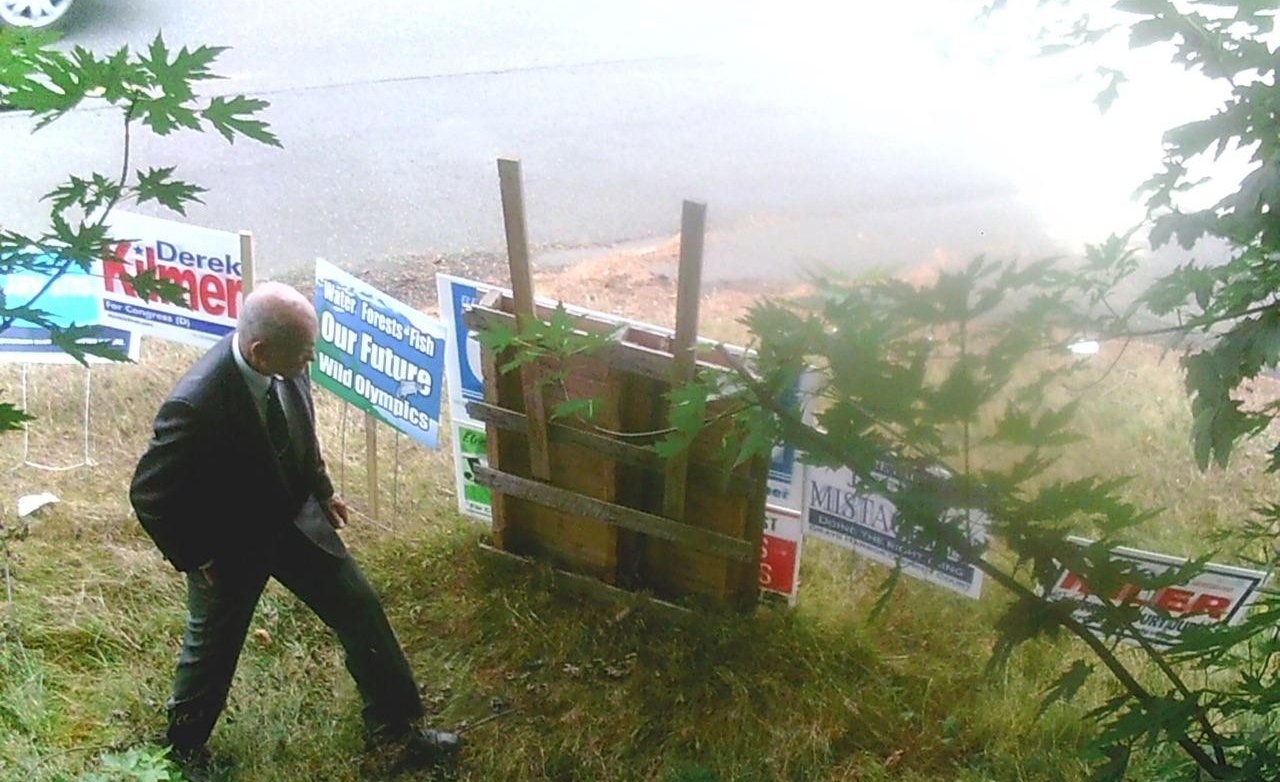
[1,0,1215,282]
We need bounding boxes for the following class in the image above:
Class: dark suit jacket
[131,333,346,573]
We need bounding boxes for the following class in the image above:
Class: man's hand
[325,495,350,530]
[198,560,217,586]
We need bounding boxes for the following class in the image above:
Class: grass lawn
[0,293,1271,780]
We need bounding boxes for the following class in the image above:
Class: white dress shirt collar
[231,332,274,420]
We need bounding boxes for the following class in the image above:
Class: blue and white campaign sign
[804,462,986,599]
[313,259,447,449]
[101,212,245,348]
[0,256,138,364]
[436,273,494,425]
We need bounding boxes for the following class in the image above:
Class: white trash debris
[17,492,59,518]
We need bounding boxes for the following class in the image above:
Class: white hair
[238,282,314,346]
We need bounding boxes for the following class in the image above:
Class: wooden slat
[239,231,256,293]
[465,400,757,497]
[483,343,623,580]
[473,465,754,563]
[463,306,737,385]
[481,347,512,549]
[460,289,746,372]
[613,371,659,590]
[497,158,552,480]
[537,351,622,581]
[478,288,503,309]
[739,455,768,608]
[662,200,707,520]
[498,159,536,320]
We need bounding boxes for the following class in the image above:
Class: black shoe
[167,745,213,782]
[373,726,463,771]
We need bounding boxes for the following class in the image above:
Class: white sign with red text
[803,462,986,600]
[761,505,802,601]
[1047,537,1268,649]
[101,212,245,347]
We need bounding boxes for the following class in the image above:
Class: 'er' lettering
[103,241,242,320]
[1057,570,1235,619]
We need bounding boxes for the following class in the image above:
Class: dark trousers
[165,525,424,750]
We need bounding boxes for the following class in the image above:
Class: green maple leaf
[476,320,517,354]
[0,304,57,330]
[139,34,224,102]
[44,215,108,270]
[125,268,191,309]
[653,380,712,459]
[134,166,207,214]
[0,27,60,85]
[3,48,89,126]
[732,422,772,469]
[131,92,202,136]
[1094,67,1127,113]
[43,173,121,214]
[43,175,89,213]
[70,44,147,105]
[0,402,34,433]
[551,397,597,422]
[1038,661,1095,718]
[48,324,128,366]
[126,34,229,137]
[85,173,121,213]
[0,239,49,275]
[202,95,282,147]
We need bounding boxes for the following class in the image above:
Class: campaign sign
[452,422,492,521]
[436,274,493,424]
[764,376,810,510]
[0,256,138,363]
[767,438,804,511]
[1047,537,1268,649]
[101,212,244,347]
[313,260,447,449]
[761,505,803,600]
[804,462,986,599]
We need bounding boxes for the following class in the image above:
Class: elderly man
[130,282,459,772]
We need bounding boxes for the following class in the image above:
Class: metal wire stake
[82,368,94,467]
[347,506,392,533]
[2,539,12,610]
[339,402,348,496]
[19,363,29,466]
[392,431,401,527]
[15,364,94,472]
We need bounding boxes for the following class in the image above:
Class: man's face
[251,317,318,378]
[260,335,316,378]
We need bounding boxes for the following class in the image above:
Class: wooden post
[662,200,707,521]
[482,346,512,549]
[497,158,552,480]
[238,231,256,294]
[365,413,380,522]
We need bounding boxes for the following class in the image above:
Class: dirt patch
[531,237,809,344]
[274,251,512,315]
[321,237,813,345]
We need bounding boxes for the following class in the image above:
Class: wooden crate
[472,160,764,607]
[464,294,765,607]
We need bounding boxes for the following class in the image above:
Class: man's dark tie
[265,379,291,461]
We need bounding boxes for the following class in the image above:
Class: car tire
[0,0,76,29]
